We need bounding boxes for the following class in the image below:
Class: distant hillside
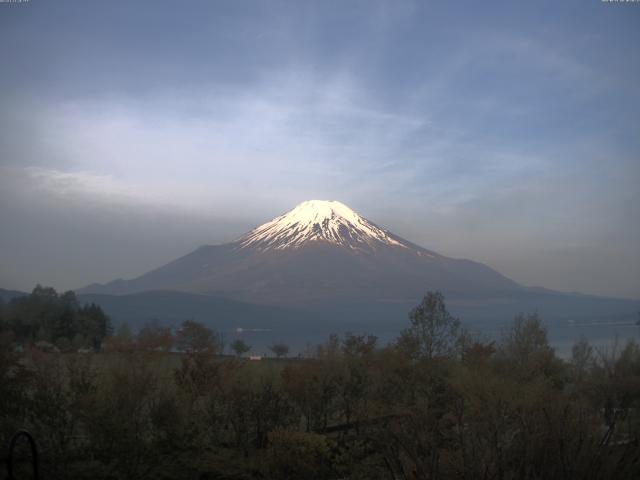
[75,288,640,353]
[78,200,521,304]
[0,288,28,302]
[76,290,302,332]
[3,285,638,355]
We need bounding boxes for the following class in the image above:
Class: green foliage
[231,338,251,357]
[0,285,112,350]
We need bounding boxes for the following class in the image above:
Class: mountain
[4,195,637,354]
[79,200,522,305]
[0,288,28,303]
[47,199,633,351]
[78,199,640,347]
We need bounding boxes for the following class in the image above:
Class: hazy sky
[1,1,638,299]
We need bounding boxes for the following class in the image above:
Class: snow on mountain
[78,199,521,303]
[75,199,640,331]
[237,200,408,251]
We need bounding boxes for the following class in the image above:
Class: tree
[103,322,134,352]
[55,336,72,352]
[137,320,173,352]
[76,303,113,348]
[264,429,335,479]
[72,332,89,350]
[282,360,338,432]
[54,306,76,342]
[31,284,58,300]
[60,290,79,309]
[231,338,251,357]
[270,343,290,358]
[591,339,640,431]
[0,329,15,351]
[397,291,462,360]
[3,286,112,348]
[498,312,558,381]
[570,337,594,383]
[175,319,221,353]
[341,333,377,357]
[316,334,341,359]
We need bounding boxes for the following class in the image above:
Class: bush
[263,429,335,480]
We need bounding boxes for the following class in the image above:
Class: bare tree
[175,319,222,353]
[397,291,462,360]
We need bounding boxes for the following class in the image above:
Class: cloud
[0,1,638,298]
[24,167,151,205]
[2,69,440,216]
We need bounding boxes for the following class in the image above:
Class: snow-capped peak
[237,200,408,251]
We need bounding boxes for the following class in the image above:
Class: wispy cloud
[0,0,638,297]
[24,167,148,204]
[5,69,438,215]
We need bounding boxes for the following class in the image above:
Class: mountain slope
[67,199,640,351]
[79,200,521,304]
[238,200,408,251]
[0,288,28,303]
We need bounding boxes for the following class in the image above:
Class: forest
[1,289,639,479]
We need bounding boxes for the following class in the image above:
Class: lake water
[223,320,640,359]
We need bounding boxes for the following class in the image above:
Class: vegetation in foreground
[1,290,639,479]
